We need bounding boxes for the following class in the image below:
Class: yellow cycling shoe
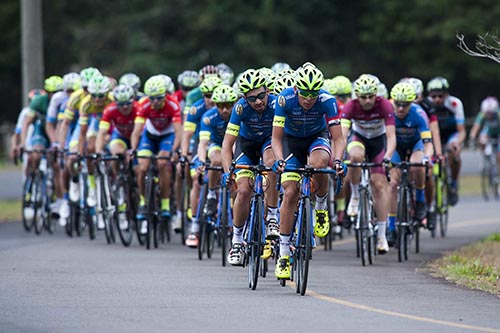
[261,240,272,260]
[274,256,291,279]
[314,210,330,238]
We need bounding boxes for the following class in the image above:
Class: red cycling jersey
[99,101,139,139]
[136,96,182,136]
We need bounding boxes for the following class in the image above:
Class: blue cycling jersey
[199,107,229,146]
[273,87,339,138]
[184,99,211,135]
[225,94,276,142]
[395,104,431,146]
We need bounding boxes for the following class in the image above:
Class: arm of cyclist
[20,112,36,148]
[95,122,109,154]
[171,122,182,163]
[384,124,396,161]
[196,137,209,173]
[221,132,237,174]
[329,118,346,174]
[271,123,286,173]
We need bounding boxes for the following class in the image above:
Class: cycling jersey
[433,95,464,143]
[273,88,339,138]
[474,111,500,138]
[418,97,438,123]
[200,107,229,146]
[340,97,395,139]
[183,87,203,115]
[184,99,211,135]
[47,91,69,124]
[78,94,114,126]
[226,94,276,142]
[394,104,432,146]
[99,101,139,139]
[136,96,182,136]
[64,89,87,121]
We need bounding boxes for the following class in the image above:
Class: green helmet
[259,67,276,91]
[331,75,352,95]
[44,75,63,93]
[87,75,111,94]
[238,69,267,94]
[427,76,449,92]
[322,79,336,95]
[274,73,296,95]
[144,76,167,96]
[200,76,222,94]
[212,84,238,103]
[156,74,175,94]
[177,70,200,88]
[62,72,81,91]
[295,62,324,91]
[79,67,101,87]
[390,82,416,102]
[354,74,378,96]
[119,73,141,91]
[112,84,135,103]
[271,62,291,74]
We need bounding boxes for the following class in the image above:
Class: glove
[422,156,430,165]
[272,159,286,173]
[221,172,231,185]
[195,159,206,170]
[382,157,392,169]
[333,159,347,177]
[178,155,187,165]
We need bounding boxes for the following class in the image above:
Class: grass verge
[459,175,481,197]
[428,233,500,297]
[0,199,22,223]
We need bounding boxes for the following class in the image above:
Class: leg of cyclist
[446,133,464,206]
[204,144,222,217]
[186,157,201,247]
[346,141,365,216]
[410,149,427,221]
[84,118,99,208]
[388,151,402,247]
[157,145,174,218]
[262,145,279,239]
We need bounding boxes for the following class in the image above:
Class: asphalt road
[1,196,499,333]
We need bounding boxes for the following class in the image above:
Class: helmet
[44,75,63,93]
[79,67,101,87]
[87,75,111,94]
[144,76,167,96]
[199,76,222,94]
[177,70,200,88]
[294,62,324,91]
[377,82,388,98]
[259,67,276,91]
[390,82,416,102]
[62,72,81,91]
[480,96,499,113]
[399,77,424,96]
[274,73,296,94]
[198,64,218,79]
[353,74,378,96]
[322,79,336,95]
[238,69,267,94]
[112,84,135,103]
[276,69,295,78]
[156,74,175,94]
[271,62,291,73]
[119,73,141,91]
[212,84,238,103]
[331,75,352,95]
[427,76,449,92]
[27,89,46,102]
[216,63,234,85]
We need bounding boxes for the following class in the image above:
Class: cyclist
[221,69,279,266]
[180,76,222,247]
[131,76,182,234]
[272,62,345,279]
[387,83,433,243]
[193,85,236,235]
[341,74,396,254]
[119,73,144,101]
[426,77,465,206]
[176,70,200,112]
[182,65,219,116]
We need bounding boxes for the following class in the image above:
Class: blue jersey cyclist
[221,69,279,266]
[387,83,434,245]
[272,62,346,279]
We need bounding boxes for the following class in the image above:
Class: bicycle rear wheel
[439,175,449,238]
[297,197,312,296]
[248,196,263,290]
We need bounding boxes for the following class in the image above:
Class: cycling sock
[207,189,216,199]
[388,214,396,231]
[416,188,425,202]
[315,193,328,210]
[190,218,199,233]
[233,225,244,244]
[450,179,458,188]
[267,206,278,220]
[279,234,291,257]
[88,174,95,189]
[139,195,145,206]
[377,221,386,238]
[350,183,359,197]
[336,198,345,212]
[64,192,69,200]
[161,198,170,211]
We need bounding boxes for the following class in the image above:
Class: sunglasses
[298,89,320,98]
[117,100,133,107]
[358,94,376,100]
[430,94,444,99]
[246,91,267,103]
[395,102,411,108]
[216,102,233,110]
[203,93,213,98]
[91,93,106,99]
[149,95,165,101]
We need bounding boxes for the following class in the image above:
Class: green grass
[429,233,500,296]
[0,199,22,222]
[459,175,481,196]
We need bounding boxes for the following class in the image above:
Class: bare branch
[456,32,500,65]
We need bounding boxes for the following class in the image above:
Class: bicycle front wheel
[357,193,368,266]
[248,196,263,290]
[115,177,133,247]
[297,197,312,296]
[32,172,45,235]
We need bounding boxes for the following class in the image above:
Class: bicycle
[391,161,428,262]
[278,165,343,296]
[479,138,499,201]
[323,174,345,251]
[232,163,272,290]
[94,153,117,245]
[178,158,192,246]
[432,157,449,238]
[344,162,381,267]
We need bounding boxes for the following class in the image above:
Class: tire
[33,172,44,235]
[145,173,156,250]
[439,175,449,238]
[297,197,312,296]
[358,192,368,267]
[248,195,262,290]
[481,163,490,201]
[115,178,133,247]
[180,175,190,245]
[220,187,229,267]
[396,186,407,263]
[206,218,215,259]
[22,175,35,232]
[197,186,208,260]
